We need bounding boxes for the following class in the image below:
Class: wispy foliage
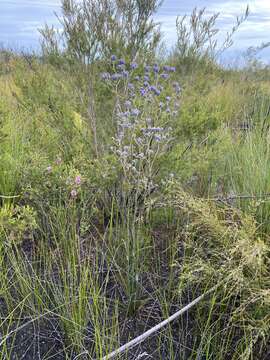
[40,0,162,64]
[174,6,249,68]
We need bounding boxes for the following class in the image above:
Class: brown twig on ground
[100,283,221,360]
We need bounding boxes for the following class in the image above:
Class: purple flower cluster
[141,126,171,142]
[46,156,63,174]
[145,65,151,73]
[125,100,132,108]
[100,56,183,197]
[131,62,138,70]
[45,159,83,201]
[118,58,125,65]
[75,175,82,185]
[163,65,176,72]
[161,73,169,79]
[153,64,159,73]
[110,73,122,81]
[128,83,135,90]
[46,166,52,174]
[70,175,82,199]
[101,72,111,80]
[102,56,182,187]
[70,189,78,199]
[101,58,180,116]
[102,56,182,120]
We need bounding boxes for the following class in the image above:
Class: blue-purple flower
[125,100,132,108]
[111,73,122,81]
[128,83,135,90]
[145,65,151,73]
[159,101,164,108]
[153,64,159,73]
[161,73,169,79]
[101,72,110,80]
[150,85,161,96]
[111,54,117,61]
[131,108,140,116]
[122,70,129,78]
[117,64,125,71]
[140,87,147,96]
[118,58,125,65]
[131,62,138,70]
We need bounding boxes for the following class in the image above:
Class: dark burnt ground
[2,319,65,360]
[1,224,269,360]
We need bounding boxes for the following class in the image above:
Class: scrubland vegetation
[0,1,270,359]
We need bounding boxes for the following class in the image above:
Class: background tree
[174,6,249,70]
[40,0,162,64]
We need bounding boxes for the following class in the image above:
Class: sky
[0,0,270,63]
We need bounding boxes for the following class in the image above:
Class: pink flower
[55,158,62,165]
[46,166,52,173]
[75,175,82,186]
[70,189,77,198]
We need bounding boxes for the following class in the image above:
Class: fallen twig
[0,194,20,199]
[101,283,220,360]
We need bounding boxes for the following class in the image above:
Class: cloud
[156,0,270,61]
[0,0,270,62]
[0,0,61,48]
[2,0,61,7]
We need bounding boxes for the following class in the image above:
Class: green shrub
[0,204,37,244]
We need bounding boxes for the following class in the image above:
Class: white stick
[0,195,20,198]
[101,284,220,360]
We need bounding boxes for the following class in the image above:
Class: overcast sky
[0,0,269,63]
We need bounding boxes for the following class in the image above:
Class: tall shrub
[40,0,162,64]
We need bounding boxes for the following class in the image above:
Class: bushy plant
[174,6,249,71]
[40,0,162,63]
[99,57,181,216]
[161,181,270,359]
[0,204,37,244]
